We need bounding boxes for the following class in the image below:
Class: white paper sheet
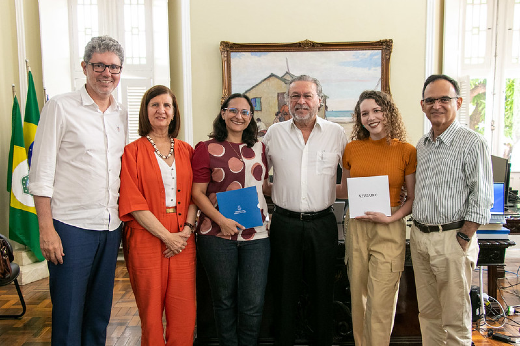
[347,175,391,218]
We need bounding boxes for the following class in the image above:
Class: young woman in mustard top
[343,90,416,346]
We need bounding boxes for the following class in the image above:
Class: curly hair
[209,93,258,147]
[351,90,407,143]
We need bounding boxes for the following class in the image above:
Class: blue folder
[216,186,263,229]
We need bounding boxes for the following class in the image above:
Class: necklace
[226,141,243,162]
[147,135,174,159]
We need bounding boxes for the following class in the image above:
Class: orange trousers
[123,214,196,346]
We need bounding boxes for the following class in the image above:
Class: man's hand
[456,234,470,252]
[455,221,479,252]
[40,224,64,265]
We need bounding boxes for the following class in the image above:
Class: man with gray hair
[29,36,127,345]
[263,75,347,345]
[411,74,492,345]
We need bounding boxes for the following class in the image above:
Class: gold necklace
[226,141,243,162]
[147,135,174,159]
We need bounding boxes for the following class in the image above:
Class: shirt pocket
[316,151,337,176]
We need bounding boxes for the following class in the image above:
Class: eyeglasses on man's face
[88,62,122,74]
[422,96,459,105]
[289,93,316,102]
[224,108,251,117]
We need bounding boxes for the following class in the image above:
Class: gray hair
[286,75,323,99]
[83,36,125,65]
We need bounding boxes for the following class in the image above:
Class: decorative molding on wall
[181,0,193,146]
[423,0,436,134]
[15,0,27,114]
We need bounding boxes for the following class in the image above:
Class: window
[445,0,520,170]
[251,97,262,111]
[39,0,170,143]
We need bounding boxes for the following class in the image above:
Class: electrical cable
[478,266,507,329]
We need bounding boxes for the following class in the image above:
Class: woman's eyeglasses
[224,108,251,117]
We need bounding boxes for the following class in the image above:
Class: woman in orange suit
[119,85,197,346]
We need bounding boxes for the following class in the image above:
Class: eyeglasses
[88,62,122,74]
[224,108,251,117]
[289,93,316,101]
[422,96,459,105]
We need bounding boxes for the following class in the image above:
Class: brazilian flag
[24,70,40,167]
[7,95,44,261]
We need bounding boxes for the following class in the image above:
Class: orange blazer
[119,136,194,232]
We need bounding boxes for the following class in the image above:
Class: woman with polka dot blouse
[192,93,270,346]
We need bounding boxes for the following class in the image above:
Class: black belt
[413,219,465,233]
[273,205,333,221]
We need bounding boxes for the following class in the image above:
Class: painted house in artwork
[244,71,327,127]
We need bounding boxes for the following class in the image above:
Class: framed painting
[220,39,392,135]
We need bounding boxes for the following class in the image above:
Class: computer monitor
[491,182,505,214]
[491,155,508,183]
[491,155,510,204]
[505,162,512,204]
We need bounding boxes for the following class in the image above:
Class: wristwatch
[457,231,470,242]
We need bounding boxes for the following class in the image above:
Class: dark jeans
[197,235,270,346]
[49,220,122,346]
[270,211,337,346]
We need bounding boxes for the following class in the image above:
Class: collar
[289,115,323,132]
[424,120,460,146]
[79,84,120,112]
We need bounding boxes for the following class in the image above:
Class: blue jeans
[197,235,270,346]
[49,220,122,346]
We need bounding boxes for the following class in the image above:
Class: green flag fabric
[24,70,40,167]
[7,95,44,261]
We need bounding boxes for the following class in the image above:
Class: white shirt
[29,85,127,231]
[263,116,347,212]
[155,153,177,207]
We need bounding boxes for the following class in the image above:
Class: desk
[477,239,516,298]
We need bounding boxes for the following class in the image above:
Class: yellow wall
[0,0,44,237]
[189,0,432,145]
[0,0,443,237]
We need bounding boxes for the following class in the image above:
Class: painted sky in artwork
[231,50,382,111]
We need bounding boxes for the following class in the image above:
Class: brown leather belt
[413,219,464,233]
[166,207,177,214]
[273,205,333,221]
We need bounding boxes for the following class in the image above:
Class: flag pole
[25,59,30,74]
[12,84,16,99]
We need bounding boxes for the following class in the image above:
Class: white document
[347,175,391,218]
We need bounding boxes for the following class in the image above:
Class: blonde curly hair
[350,90,407,143]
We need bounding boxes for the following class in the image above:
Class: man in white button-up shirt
[29,36,127,346]
[263,75,347,346]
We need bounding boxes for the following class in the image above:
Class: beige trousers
[410,224,478,346]
[344,207,405,346]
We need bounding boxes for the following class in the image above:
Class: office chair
[0,234,26,319]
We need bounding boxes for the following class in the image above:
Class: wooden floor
[2,256,520,346]
[0,263,141,346]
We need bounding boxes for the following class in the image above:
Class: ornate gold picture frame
[220,39,392,134]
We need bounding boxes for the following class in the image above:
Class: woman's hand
[218,218,244,236]
[179,226,192,240]
[163,232,188,254]
[162,227,193,257]
[355,211,391,224]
